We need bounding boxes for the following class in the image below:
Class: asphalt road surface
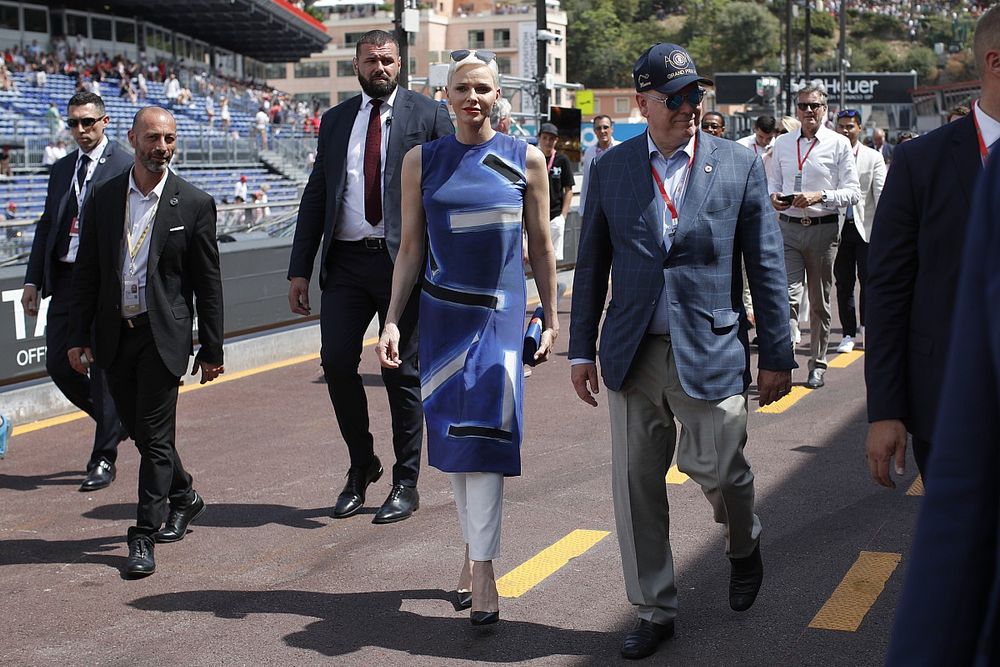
[1,300,921,666]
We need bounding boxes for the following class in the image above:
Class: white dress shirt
[336,87,397,241]
[973,99,1000,161]
[59,136,109,264]
[121,168,169,316]
[580,138,619,212]
[736,133,773,157]
[767,125,860,218]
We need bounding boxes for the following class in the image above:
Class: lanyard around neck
[973,101,991,165]
[650,136,697,222]
[124,189,159,273]
[797,135,818,172]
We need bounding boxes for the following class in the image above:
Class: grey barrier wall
[0,210,581,386]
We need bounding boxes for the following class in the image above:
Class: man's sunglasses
[450,49,496,64]
[66,117,104,129]
[701,122,722,130]
[644,88,707,111]
[797,102,825,112]
[837,109,861,119]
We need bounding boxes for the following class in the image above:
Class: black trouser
[106,320,194,536]
[320,242,423,487]
[47,262,123,469]
[833,220,869,338]
[912,437,931,481]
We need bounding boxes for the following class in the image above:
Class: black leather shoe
[805,368,826,389]
[621,619,675,659]
[730,544,764,611]
[456,589,473,610]
[79,459,116,492]
[471,610,499,626]
[332,457,383,519]
[153,491,206,543]
[125,532,155,577]
[372,484,419,524]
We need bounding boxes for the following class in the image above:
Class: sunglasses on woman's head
[644,88,706,111]
[450,49,497,64]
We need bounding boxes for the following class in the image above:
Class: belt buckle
[126,318,135,329]
[801,216,812,227]
[363,237,383,250]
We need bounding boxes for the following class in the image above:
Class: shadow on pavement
[0,470,83,491]
[82,503,334,529]
[130,588,612,661]
[0,534,125,569]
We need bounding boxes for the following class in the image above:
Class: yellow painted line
[756,386,811,414]
[12,337,380,437]
[496,529,609,598]
[828,350,864,369]
[808,551,902,632]
[906,475,924,497]
[666,464,689,484]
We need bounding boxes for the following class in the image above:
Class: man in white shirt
[579,114,619,213]
[164,73,180,102]
[255,107,269,150]
[832,109,886,354]
[768,82,860,389]
[737,115,777,159]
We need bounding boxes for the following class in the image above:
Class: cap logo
[636,72,650,89]
[667,50,689,68]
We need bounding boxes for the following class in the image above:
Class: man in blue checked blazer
[569,44,796,661]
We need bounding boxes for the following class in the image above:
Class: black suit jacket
[24,139,133,296]
[864,113,982,441]
[288,87,453,287]
[71,170,224,378]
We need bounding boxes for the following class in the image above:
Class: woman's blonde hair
[447,50,500,89]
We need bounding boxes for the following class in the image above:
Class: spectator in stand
[220,96,231,133]
[255,107,269,150]
[136,71,148,100]
[5,200,16,220]
[947,104,971,122]
[46,102,62,138]
[0,63,15,92]
[0,146,11,177]
[43,139,67,170]
[234,174,248,202]
[205,94,215,128]
[164,72,180,102]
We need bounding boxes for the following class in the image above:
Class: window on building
[24,7,47,34]
[116,20,136,44]
[336,60,354,77]
[344,32,365,47]
[493,28,510,48]
[409,57,416,74]
[65,12,88,36]
[294,61,331,78]
[338,90,360,103]
[555,89,562,105]
[496,56,512,75]
[554,57,562,75]
[0,5,18,31]
[263,63,287,79]
[467,30,485,48]
[91,17,112,41]
[614,97,630,114]
[294,92,331,107]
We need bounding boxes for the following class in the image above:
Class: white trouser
[450,472,504,561]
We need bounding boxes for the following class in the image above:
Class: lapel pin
[704,165,713,173]
[99,157,106,164]
[169,197,179,206]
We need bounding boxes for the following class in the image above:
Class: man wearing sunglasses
[700,111,726,138]
[580,114,618,213]
[832,109,886,356]
[22,91,132,493]
[768,83,860,390]
[288,30,453,525]
[570,43,794,660]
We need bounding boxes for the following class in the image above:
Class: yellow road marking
[756,386,811,414]
[666,464,689,484]
[808,551,902,632]
[906,475,924,496]
[828,350,864,369]
[496,529,609,598]
[11,338,379,437]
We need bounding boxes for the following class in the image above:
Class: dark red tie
[364,98,383,225]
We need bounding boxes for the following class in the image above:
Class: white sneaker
[837,336,855,353]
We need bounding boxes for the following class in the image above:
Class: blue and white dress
[419,132,528,476]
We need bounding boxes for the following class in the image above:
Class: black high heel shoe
[471,610,499,626]
[456,589,472,609]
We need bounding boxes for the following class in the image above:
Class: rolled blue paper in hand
[523,306,545,367]
[0,414,10,459]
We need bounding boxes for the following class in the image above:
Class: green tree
[903,44,939,84]
[567,0,634,88]
[711,2,781,74]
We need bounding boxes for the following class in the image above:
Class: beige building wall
[266,4,567,113]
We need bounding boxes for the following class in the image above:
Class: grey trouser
[782,219,840,371]
[607,335,761,625]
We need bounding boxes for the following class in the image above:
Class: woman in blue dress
[376,50,558,625]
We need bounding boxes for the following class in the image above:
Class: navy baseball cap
[633,43,714,95]
[538,122,559,137]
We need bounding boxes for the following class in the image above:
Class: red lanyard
[973,101,990,164]
[797,136,818,172]
[650,135,697,222]
[546,150,556,171]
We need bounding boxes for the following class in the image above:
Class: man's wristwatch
[820,191,829,203]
